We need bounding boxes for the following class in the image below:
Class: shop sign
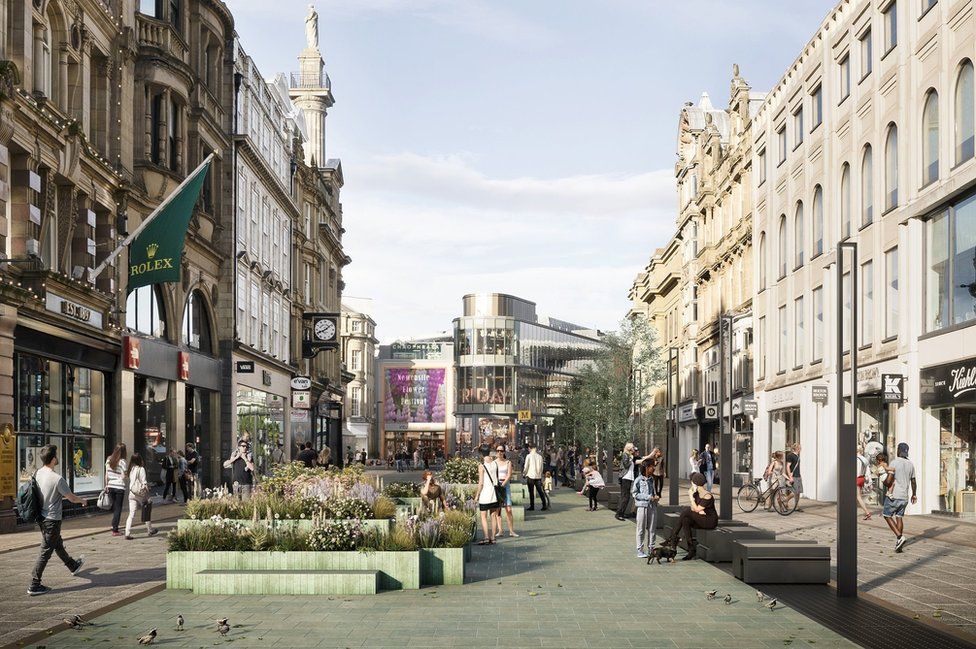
[291,409,310,423]
[236,361,254,374]
[292,391,311,409]
[517,410,532,422]
[178,351,190,381]
[921,357,976,407]
[678,403,696,422]
[0,423,16,498]
[291,376,312,390]
[857,366,881,394]
[391,341,445,360]
[46,292,102,328]
[743,400,758,416]
[882,374,904,404]
[123,337,140,370]
[262,370,272,386]
[702,405,719,421]
[811,385,829,403]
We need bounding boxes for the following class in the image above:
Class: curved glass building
[453,294,604,451]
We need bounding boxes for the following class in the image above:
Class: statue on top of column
[305,5,319,51]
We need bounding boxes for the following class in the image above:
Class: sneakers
[27,585,51,596]
[895,535,906,552]
[112,531,122,537]
[637,552,649,559]
[71,557,85,575]
[125,535,134,540]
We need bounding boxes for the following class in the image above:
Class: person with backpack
[103,443,128,536]
[26,445,86,596]
[124,453,158,540]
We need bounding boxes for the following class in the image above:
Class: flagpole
[90,153,215,281]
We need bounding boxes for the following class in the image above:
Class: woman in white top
[476,451,501,544]
[492,445,519,538]
[124,453,157,540]
[689,449,700,477]
[103,443,128,536]
[856,444,873,520]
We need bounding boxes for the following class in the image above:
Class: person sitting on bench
[664,472,717,560]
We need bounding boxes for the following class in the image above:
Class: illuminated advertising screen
[383,368,447,426]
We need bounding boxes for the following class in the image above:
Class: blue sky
[230,0,836,341]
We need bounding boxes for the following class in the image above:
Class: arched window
[841,163,851,240]
[955,60,974,164]
[758,232,767,290]
[126,286,167,338]
[794,202,804,269]
[778,214,787,279]
[923,90,939,185]
[812,185,824,257]
[885,124,898,210]
[861,145,873,227]
[181,290,213,353]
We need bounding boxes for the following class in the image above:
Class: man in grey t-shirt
[881,442,917,553]
[29,445,86,596]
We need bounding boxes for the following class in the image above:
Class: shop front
[381,365,449,458]
[921,357,976,516]
[676,402,697,479]
[233,355,291,479]
[848,364,904,458]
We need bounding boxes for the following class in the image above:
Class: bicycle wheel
[774,486,798,515]
[737,483,760,513]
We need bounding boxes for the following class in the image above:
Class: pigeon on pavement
[756,590,766,602]
[217,618,231,636]
[766,598,778,611]
[176,614,184,631]
[724,593,733,605]
[137,628,157,645]
[705,590,717,600]
[63,617,84,630]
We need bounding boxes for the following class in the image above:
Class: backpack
[17,473,42,523]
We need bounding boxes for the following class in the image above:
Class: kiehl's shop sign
[127,158,212,292]
[921,358,976,406]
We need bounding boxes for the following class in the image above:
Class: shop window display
[135,376,171,491]
[237,388,284,477]
[936,407,976,514]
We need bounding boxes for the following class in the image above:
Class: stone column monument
[290,4,333,168]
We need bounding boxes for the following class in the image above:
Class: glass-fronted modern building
[453,294,603,452]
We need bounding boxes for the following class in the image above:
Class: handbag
[140,499,153,523]
[96,489,112,511]
[486,464,505,505]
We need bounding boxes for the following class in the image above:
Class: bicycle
[737,478,798,515]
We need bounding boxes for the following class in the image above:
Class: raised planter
[192,569,379,595]
[420,547,466,586]
[167,550,420,591]
[176,518,393,536]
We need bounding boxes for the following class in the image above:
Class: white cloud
[340,153,675,342]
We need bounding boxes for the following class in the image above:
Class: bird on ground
[217,618,230,636]
[71,614,91,626]
[766,598,778,611]
[63,617,84,630]
[756,590,766,603]
[705,590,717,600]
[176,614,184,631]
[724,593,733,605]
[137,628,157,645]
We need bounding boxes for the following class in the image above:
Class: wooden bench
[192,569,379,595]
[732,540,830,584]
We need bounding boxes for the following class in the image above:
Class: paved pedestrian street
[30,489,858,649]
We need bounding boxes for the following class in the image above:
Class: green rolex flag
[127,157,212,293]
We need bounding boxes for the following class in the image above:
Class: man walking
[882,443,917,553]
[785,442,803,512]
[29,445,86,596]
[702,443,716,492]
[523,442,549,511]
[297,441,317,468]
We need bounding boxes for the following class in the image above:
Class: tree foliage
[557,317,666,470]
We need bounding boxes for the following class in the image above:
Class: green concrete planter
[167,550,420,591]
[176,518,393,535]
[396,497,423,511]
[192,569,379,595]
[420,547,466,586]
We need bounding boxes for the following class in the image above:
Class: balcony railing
[136,14,188,65]
[289,71,331,91]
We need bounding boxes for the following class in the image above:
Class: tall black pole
[669,346,680,505]
[837,241,858,598]
[719,316,733,519]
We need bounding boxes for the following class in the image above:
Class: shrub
[442,525,474,548]
[324,497,372,520]
[383,482,420,498]
[441,458,480,484]
[167,516,253,552]
[372,496,397,519]
[307,520,363,551]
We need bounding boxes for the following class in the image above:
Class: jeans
[527,478,549,509]
[636,505,657,553]
[163,470,176,499]
[616,479,633,516]
[669,507,717,549]
[705,469,714,492]
[31,519,79,587]
[107,488,126,532]
[587,485,601,509]
[652,475,664,498]
[179,475,191,502]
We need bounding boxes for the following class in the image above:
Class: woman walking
[856,444,873,519]
[124,453,157,540]
[104,444,128,536]
[493,445,519,538]
[664,473,717,560]
[477,451,501,544]
[688,449,700,477]
[763,451,787,511]
[649,448,664,497]
[579,460,605,511]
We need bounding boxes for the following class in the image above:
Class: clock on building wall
[303,312,339,358]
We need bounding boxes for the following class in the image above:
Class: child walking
[543,471,553,494]
[579,461,605,511]
[632,462,659,558]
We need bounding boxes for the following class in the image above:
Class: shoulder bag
[485,464,505,505]
[96,489,112,510]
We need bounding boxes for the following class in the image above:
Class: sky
[229,0,837,342]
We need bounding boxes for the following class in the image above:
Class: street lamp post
[667,346,680,506]
[719,311,751,520]
[837,241,858,598]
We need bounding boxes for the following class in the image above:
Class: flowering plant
[306,520,363,551]
[442,458,480,484]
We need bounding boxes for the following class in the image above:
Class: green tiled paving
[38,490,859,649]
